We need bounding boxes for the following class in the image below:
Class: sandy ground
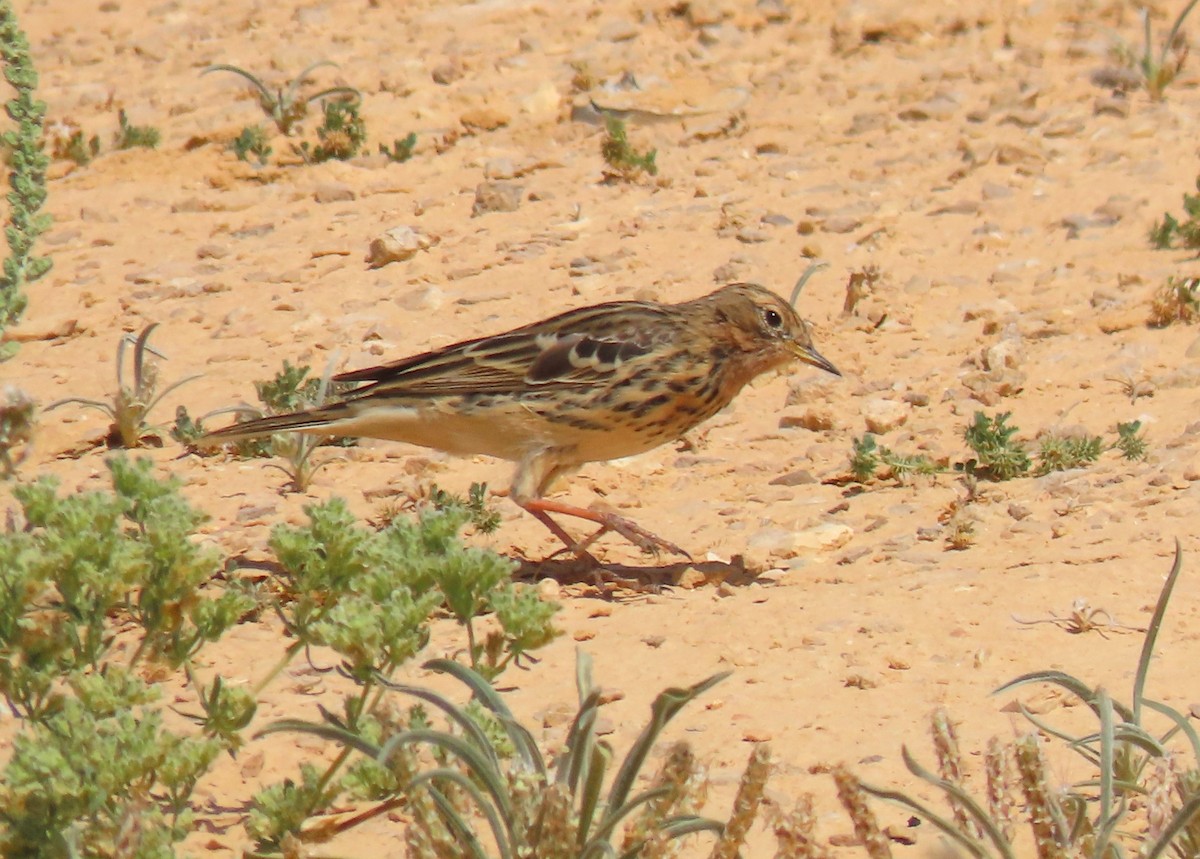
[6,0,1200,853]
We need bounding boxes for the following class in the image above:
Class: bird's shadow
[512,553,757,594]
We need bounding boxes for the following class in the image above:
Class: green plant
[1115,419,1149,461]
[203,60,360,135]
[258,652,739,856]
[1137,0,1199,101]
[298,97,366,163]
[849,434,940,484]
[231,123,272,164]
[850,435,880,482]
[53,127,100,165]
[379,131,417,163]
[857,543,1200,859]
[1034,433,1104,476]
[1150,275,1200,325]
[600,116,657,180]
[113,108,160,150]
[0,384,33,475]
[0,0,51,350]
[429,481,502,535]
[963,411,1030,481]
[47,323,201,448]
[0,457,256,854]
[1149,176,1200,251]
[242,497,559,849]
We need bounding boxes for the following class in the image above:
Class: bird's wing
[336,300,671,397]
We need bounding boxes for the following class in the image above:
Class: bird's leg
[517,497,692,560]
[519,502,601,566]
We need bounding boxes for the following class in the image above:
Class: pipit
[202,282,839,561]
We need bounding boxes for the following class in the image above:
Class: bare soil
[6,0,1200,854]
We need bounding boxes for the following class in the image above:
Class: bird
[201,282,840,562]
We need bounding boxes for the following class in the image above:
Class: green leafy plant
[47,323,201,448]
[1115,419,1149,461]
[298,97,366,163]
[1034,433,1104,476]
[850,434,940,484]
[429,481,502,535]
[963,411,1031,481]
[1150,275,1200,325]
[857,543,1200,859]
[203,60,360,135]
[242,497,559,849]
[600,116,657,180]
[257,652,747,857]
[0,457,256,854]
[1136,0,1199,101]
[0,384,33,476]
[1149,176,1200,251]
[231,123,272,164]
[113,108,160,150]
[0,0,51,350]
[52,127,100,165]
[379,131,417,163]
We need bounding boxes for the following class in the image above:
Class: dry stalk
[1014,735,1069,859]
[984,736,1017,843]
[769,793,834,859]
[931,708,982,840]
[709,743,772,859]
[832,763,892,859]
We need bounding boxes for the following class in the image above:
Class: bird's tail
[199,404,354,446]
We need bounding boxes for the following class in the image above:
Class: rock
[431,59,464,85]
[460,107,510,131]
[983,338,1022,372]
[898,95,958,122]
[861,398,909,433]
[472,181,523,216]
[396,285,446,312]
[1094,95,1130,117]
[820,215,862,234]
[769,469,817,486]
[365,226,437,268]
[313,182,355,204]
[793,522,854,551]
[779,407,835,431]
[599,19,639,41]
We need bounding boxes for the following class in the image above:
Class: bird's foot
[518,496,691,561]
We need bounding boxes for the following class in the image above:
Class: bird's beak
[791,342,840,376]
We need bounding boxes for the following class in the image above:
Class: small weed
[0,385,34,476]
[1150,275,1200,325]
[47,324,201,448]
[113,108,160,150]
[963,411,1030,481]
[378,131,417,163]
[231,124,272,165]
[1136,0,1198,101]
[429,481,502,534]
[51,127,100,165]
[850,434,940,484]
[850,435,880,482]
[208,359,354,489]
[297,98,366,163]
[600,116,657,180]
[1149,175,1200,251]
[1115,419,1149,461]
[202,60,360,136]
[1034,433,1104,476]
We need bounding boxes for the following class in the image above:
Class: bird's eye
[763,308,783,329]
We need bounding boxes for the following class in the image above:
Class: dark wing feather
[334,299,673,398]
